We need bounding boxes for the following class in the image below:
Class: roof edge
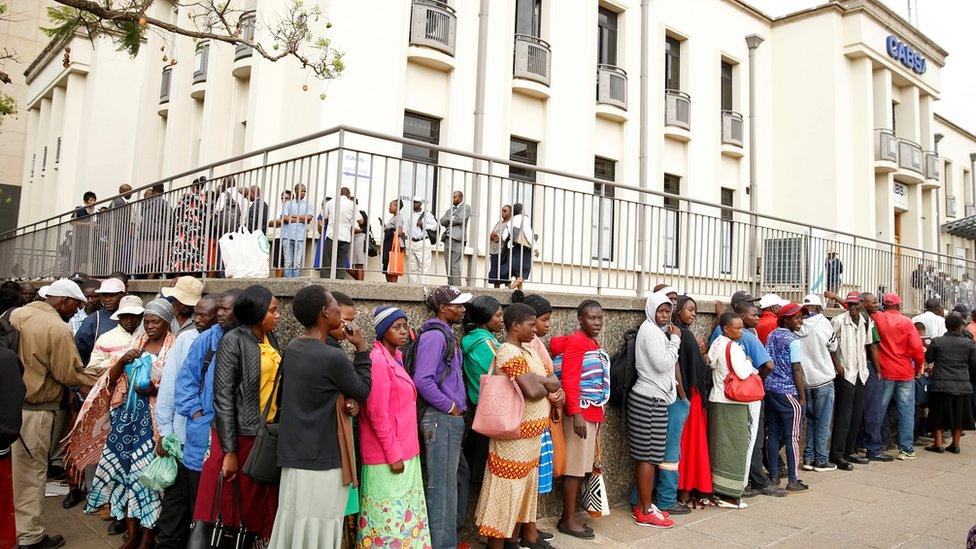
[934,113,976,146]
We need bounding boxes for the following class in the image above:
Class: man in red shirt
[870,293,925,461]
[756,294,789,345]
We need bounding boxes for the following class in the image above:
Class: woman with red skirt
[193,285,282,543]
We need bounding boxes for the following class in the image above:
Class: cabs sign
[886,36,926,74]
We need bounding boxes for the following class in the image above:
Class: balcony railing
[159,66,172,104]
[514,34,551,86]
[409,0,456,56]
[925,151,940,180]
[193,41,210,85]
[897,138,923,174]
[596,64,627,110]
[946,196,958,217]
[966,203,976,217]
[721,110,743,147]
[665,89,690,130]
[875,128,897,163]
[234,11,256,61]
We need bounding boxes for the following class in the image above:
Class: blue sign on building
[886,35,926,74]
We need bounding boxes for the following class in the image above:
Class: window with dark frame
[509,137,538,214]
[515,0,542,37]
[663,174,680,268]
[720,188,734,273]
[665,36,681,90]
[593,157,616,261]
[597,7,618,66]
[721,61,733,111]
[401,112,441,204]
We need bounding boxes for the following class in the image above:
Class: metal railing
[514,34,551,86]
[409,0,457,57]
[875,128,897,163]
[596,64,627,110]
[3,125,976,313]
[898,138,923,174]
[925,151,940,181]
[721,110,743,147]
[665,89,690,130]
[234,12,256,61]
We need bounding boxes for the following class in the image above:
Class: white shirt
[403,209,437,241]
[322,195,357,242]
[215,187,249,227]
[832,311,869,384]
[708,335,754,405]
[799,314,839,388]
[911,311,946,339]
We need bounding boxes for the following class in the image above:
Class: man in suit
[440,191,470,286]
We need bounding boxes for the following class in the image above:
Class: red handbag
[722,341,766,403]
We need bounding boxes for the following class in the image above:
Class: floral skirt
[84,398,161,528]
[356,456,431,548]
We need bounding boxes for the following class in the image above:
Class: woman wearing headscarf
[460,296,504,486]
[194,284,282,543]
[672,296,715,509]
[356,305,431,548]
[83,298,176,547]
[269,286,371,548]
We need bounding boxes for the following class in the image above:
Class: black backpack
[403,323,457,421]
[0,308,20,355]
[608,328,639,407]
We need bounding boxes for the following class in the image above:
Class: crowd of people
[0,272,974,549]
[60,180,539,289]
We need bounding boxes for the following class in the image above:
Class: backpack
[403,322,457,421]
[0,308,19,355]
[608,328,639,407]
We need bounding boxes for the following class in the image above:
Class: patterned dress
[170,189,207,272]
[474,342,552,539]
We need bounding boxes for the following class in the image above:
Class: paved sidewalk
[38,435,976,548]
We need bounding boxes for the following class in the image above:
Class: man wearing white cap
[10,279,99,549]
[403,196,438,285]
[319,186,356,279]
[75,277,126,365]
[161,276,204,336]
[756,294,790,345]
[798,294,841,473]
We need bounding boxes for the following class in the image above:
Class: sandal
[556,520,595,539]
[696,496,718,507]
[716,498,748,509]
[519,538,556,549]
[924,445,944,454]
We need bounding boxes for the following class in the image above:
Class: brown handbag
[336,395,358,488]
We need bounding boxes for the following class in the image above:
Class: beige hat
[111,295,145,320]
[160,276,203,306]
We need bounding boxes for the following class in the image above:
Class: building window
[720,188,733,273]
[41,146,47,172]
[592,157,616,261]
[401,111,441,203]
[721,61,733,111]
[597,7,618,66]
[515,0,542,37]
[663,174,680,268]
[54,137,62,166]
[665,36,681,90]
[509,137,538,213]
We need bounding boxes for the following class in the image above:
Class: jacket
[361,341,420,465]
[799,313,838,388]
[213,326,280,453]
[632,292,680,404]
[0,347,25,454]
[175,324,227,471]
[873,309,925,381]
[924,332,976,395]
[440,202,471,243]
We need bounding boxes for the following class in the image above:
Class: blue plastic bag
[138,434,184,490]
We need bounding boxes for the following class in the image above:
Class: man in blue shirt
[74,277,126,364]
[279,183,312,277]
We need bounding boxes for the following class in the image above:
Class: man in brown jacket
[11,279,99,549]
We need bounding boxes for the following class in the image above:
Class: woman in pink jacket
[357,306,432,548]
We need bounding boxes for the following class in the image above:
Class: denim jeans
[879,379,916,453]
[861,361,886,455]
[656,398,690,510]
[804,383,835,463]
[421,409,466,549]
[282,238,305,277]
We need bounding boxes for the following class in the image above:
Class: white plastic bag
[219,227,271,278]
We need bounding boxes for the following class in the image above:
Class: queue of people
[1,272,974,549]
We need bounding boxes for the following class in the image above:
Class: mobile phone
[343,322,354,335]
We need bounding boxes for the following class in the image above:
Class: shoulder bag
[187,473,258,549]
[472,352,525,440]
[241,362,281,485]
[722,340,765,403]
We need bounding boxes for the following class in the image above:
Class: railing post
[329,129,346,279]
[596,184,605,295]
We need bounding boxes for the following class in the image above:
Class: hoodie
[632,292,681,404]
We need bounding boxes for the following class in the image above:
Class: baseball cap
[882,293,901,306]
[802,294,824,307]
[730,291,759,305]
[843,291,862,305]
[37,285,50,299]
[777,303,803,318]
[95,277,126,294]
[426,286,472,310]
[412,195,424,203]
[758,293,789,309]
[111,295,146,320]
[45,279,87,302]
[161,276,204,306]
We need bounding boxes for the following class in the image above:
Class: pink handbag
[472,357,525,440]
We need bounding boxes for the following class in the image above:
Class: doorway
[894,212,903,298]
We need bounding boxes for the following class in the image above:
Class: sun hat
[160,276,203,306]
[111,295,146,320]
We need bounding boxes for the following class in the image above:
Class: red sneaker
[633,505,675,528]
[632,504,669,519]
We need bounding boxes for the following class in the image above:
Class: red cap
[844,291,862,304]
[777,303,803,318]
[882,293,901,306]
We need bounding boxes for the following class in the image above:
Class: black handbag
[187,473,258,549]
[241,364,281,485]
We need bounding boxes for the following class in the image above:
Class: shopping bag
[388,238,406,277]
[138,435,184,490]
[549,418,566,478]
[472,357,525,440]
[219,227,271,278]
[580,467,611,518]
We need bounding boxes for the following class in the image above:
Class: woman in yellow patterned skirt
[475,303,564,549]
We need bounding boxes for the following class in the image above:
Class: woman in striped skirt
[628,291,680,529]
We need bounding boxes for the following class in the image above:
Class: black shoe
[946,445,961,454]
[801,458,814,471]
[831,459,854,471]
[46,466,66,481]
[18,534,66,549]
[61,488,86,509]
[662,502,692,515]
[846,454,870,465]
[741,486,760,498]
[867,453,894,462]
[760,484,788,497]
[107,519,126,535]
[924,445,945,454]
[787,480,810,492]
[537,529,554,542]
[813,461,837,472]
